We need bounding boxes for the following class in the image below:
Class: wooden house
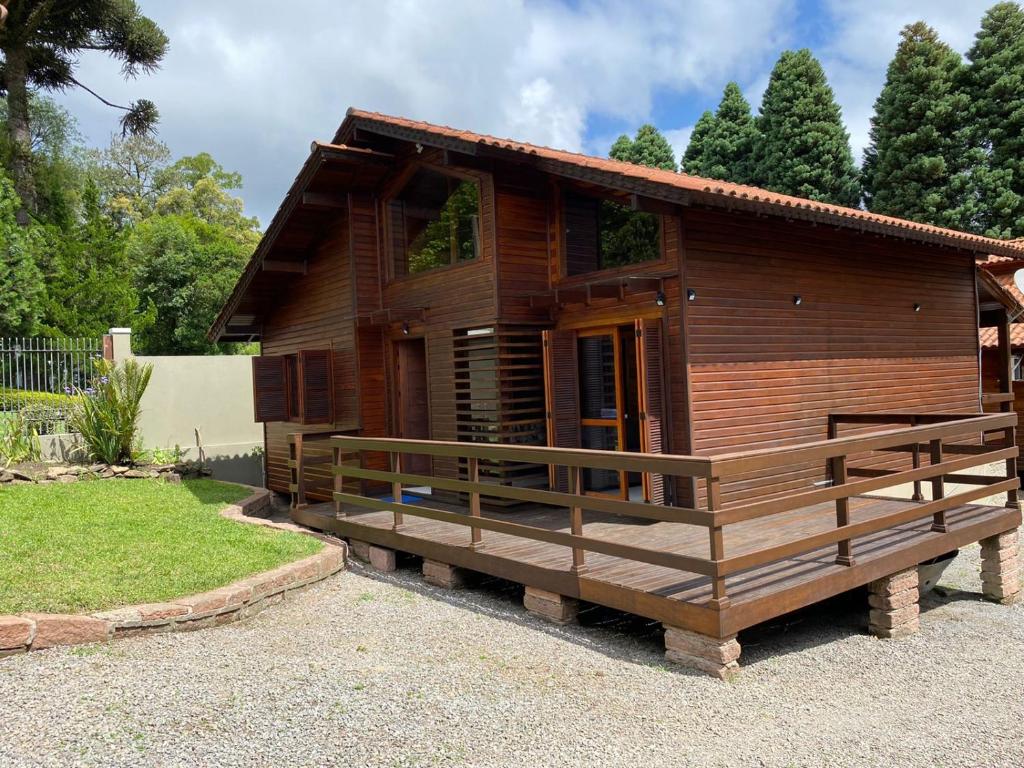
[212,110,1024,676]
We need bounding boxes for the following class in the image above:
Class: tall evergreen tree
[862,22,972,228]
[700,82,758,184]
[681,110,716,176]
[0,0,168,218]
[963,2,1024,238]
[754,49,860,206]
[609,123,677,171]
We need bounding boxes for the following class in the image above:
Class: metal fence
[0,336,106,434]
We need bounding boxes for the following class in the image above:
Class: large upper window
[564,189,660,276]
[389,168,481,277]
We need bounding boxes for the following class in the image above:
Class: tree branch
[68,76,130,112]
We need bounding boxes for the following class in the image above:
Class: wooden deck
[295,491,1019,638]
[289,410,1021,640]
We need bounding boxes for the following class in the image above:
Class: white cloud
[52,0,795,224]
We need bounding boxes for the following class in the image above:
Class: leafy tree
[681,110,716,176]
[862,22,973,228]
[89,133,172,225]
[40,179,140,338]
[0,0,168,217]
[754,49,861,206]
[963,2,1024,238]
[153,153,260,235]
[609,123,677,171]
[697,82,758,184]
[0,171,44,336]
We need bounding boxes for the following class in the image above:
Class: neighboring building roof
[979,256,1024,349]
[336,108,1024,259]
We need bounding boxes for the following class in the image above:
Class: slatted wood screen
[542,329,581,492]
[636,318,666,504]
[454,326,547,506]
[252,355,289,422]
[298,349,334,424]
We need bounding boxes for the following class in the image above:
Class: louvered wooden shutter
[252,356,289,422]
[563,191,600,276]
[636,318,666,505]
[389,199,407,277]
[298,349,334,425]
[542,329,580,492]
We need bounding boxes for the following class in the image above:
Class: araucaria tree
[862,22,972,228]
[0,0,167,217]
[755,49,860,206]
[684,82,757,184]
[609,124,677,171]
[963,1,1024,238]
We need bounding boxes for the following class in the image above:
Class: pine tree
[609,124,677,171]
[681,110,716,176]
[862,22,972,228]
[963,2,1024,238]
[754,49,861,206]
[701,82,758,184]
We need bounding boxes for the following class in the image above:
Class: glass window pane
[578,335,617,419]
[394,169,480,276]
[580,425,620,492]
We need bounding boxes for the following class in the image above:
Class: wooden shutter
[542,329,580,492]
[252,356,289,422]
[389,199,407,277]
[298,349,334,425]
[636,318,666,505]
[563,191,600,276]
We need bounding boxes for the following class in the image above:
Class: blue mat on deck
[375,493,423,504]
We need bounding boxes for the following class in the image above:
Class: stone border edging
[0,488,346,657]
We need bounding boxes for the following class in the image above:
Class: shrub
[68,358,154,465]
[0,411,41,467]
[0,387,79,412]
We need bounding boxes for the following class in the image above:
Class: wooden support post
[568,465,586,574]
[390,452,405,532]
[468,456,482,550]
[706,476,729,609]
[333,444,344,518]
[1005,426,1019,509]
[930,438,947,532]
[910,417,924,502]
[832,454,854,566]
[290,434,306,509]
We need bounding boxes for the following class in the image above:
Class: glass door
[577,329,627,498]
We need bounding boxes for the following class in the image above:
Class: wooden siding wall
[683,208,982,505]
[263,214,356,497]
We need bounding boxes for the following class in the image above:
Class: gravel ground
[1,533,1021,768]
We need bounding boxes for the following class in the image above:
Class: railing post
[929,438,947,532]
[390,452,405,532]
[468,456,483,550]
[826,415,837,484]
[568,465,586,574]
[706,476,729,609]
[333,444,345,519]
[831,454,854,566]
[1005,425,1019,509]
[289,434,306,509]
[910,416,924,502]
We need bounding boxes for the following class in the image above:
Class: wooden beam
[622,277,663,294]
[630,194,677,216]
[262,259,307,274]
[555,288,589,305]
[588,284,624,300]
[301,191,347,209]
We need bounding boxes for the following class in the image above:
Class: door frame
[576,325,630,500]
[387,335,432,477]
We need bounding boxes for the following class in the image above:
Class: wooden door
[576,328,628,498]
[393,338,430,475]
[542,329,580,492]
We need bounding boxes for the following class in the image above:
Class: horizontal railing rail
[294,410,1019,612]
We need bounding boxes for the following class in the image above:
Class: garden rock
[0,470,13,483]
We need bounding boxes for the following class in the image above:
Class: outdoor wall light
[686,288,697,301]
[913,303,922,312]
[655,291,666,307]
[793,295,802,306]
[402,321,411,335]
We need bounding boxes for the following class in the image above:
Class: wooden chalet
[212,109,1024,676]
[980,251,1024,451]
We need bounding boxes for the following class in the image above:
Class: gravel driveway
[1,538,1021,768]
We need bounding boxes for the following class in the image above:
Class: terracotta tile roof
[337,108,1024,259]
[980,266,1024,348]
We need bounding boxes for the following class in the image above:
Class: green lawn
[0,478,322,614]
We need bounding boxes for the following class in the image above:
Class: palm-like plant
[69,358,153,465]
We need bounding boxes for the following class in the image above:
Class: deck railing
[291,411,1019,610]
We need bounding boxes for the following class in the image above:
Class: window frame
[383,163,485,284]
[555,182,668,284]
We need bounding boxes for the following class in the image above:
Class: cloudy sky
[54,0,1000,226]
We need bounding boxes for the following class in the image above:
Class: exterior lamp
[793,295,802,306]
[913,303,921,312]
[686,288,697,301]
[655,291,666,307]
[402,321,411,335]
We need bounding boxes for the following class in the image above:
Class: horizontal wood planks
[683,208,982,505]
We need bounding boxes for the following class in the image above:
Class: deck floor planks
[302,491,1017,633]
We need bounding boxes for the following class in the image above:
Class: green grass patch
[0,478,322,614]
